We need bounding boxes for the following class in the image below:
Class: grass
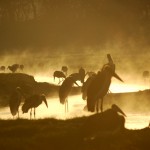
[0,117,149,150]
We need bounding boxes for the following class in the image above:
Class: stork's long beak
[117,107,126,117]
[74,81,80,87]
[112,104,126,117]
[113,72,123,82]
[43,98,48,108]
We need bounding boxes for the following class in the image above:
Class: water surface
[0,95,149,129]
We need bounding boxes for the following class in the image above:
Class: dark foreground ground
[0,117,149,150]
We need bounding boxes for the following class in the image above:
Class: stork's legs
[30,108,32,119]
[96,100,100,113]
[100,98,104,112]
[65,99,68,113]
[30,108,36,119]
[34,108,36,119]
[17,110,19,119]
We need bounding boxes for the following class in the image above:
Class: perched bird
[59,76,79,112]
[86,54,123,113]
[53,71,66,84]
[82,104,126,138]
[9,87,23,118]
[22,94,48,119]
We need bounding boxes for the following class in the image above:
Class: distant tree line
[0,0,149,23]
[0,0,150,51]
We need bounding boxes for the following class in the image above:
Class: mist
[0,0,150,91]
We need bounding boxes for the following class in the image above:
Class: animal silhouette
[59,76,79,112]
[19,64,24,71]
[7,64,20,73]
[0,66,5,72]
[81,73,96,100]
[79,67,86,83]
[61,66,68,76]
[9,87,23,118]
[82,104,126,137]
[53,71,66,84]
[22,94,48,119]
[86,54,123,112]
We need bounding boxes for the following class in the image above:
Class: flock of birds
[0,64,24,73]
[8,54,126,130]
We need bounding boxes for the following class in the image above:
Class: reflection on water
[34,76,146,93]
[0,95,149,129]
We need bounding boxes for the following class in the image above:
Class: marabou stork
[22,94,48,119]
[87,54,123,112]
[59,76,79,112]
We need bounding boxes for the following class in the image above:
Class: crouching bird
[82,104,126,139]
[22,94,48,119]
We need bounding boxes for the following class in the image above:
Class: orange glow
[34,75,147,93]
[110,83,146,93]
[0,95,149,129]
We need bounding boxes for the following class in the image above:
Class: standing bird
[81,73,96,100]
[79,67,86,83]
[0,66,5,72]
[87,54,123,113]
[22,94,48,119]
[19,64,24,72]
[53,71,66,84]
[82,104,126,138]
[61,66,68,76]
[85,71,95,77]
[69,71,85,84]
[59,76,79,112]
[7,64,20,73]
[9,87,23,118]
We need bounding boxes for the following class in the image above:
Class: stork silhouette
[7,64,20,73]
[9,87,23,118]
[82,104,126,138]
[0,66,5,72]
[59,76,79,112]
[22,94,48,119]
[61,66,68,76]
[53,71,66,84]
[86,54,123,113]
[81,73,96,100]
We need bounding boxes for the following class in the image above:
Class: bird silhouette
[81,73,96,100]
[22,94,48,119]
[61,66,68,76]
[0,66,5,72]
[19,64,24,72]
[79,67,86,83]
[85,71,95,77]
[53,71,66,84]
[7,64,20,73]
[59,76,79,112]
[9,87,23,118]
[69,72,85,84]
[82,104,126,138]
[86,54,123,113]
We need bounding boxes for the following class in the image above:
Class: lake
[0,95,149,130]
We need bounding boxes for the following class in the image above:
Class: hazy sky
[0,0,150,80]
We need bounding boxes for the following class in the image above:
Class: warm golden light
[0,95,149,129]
